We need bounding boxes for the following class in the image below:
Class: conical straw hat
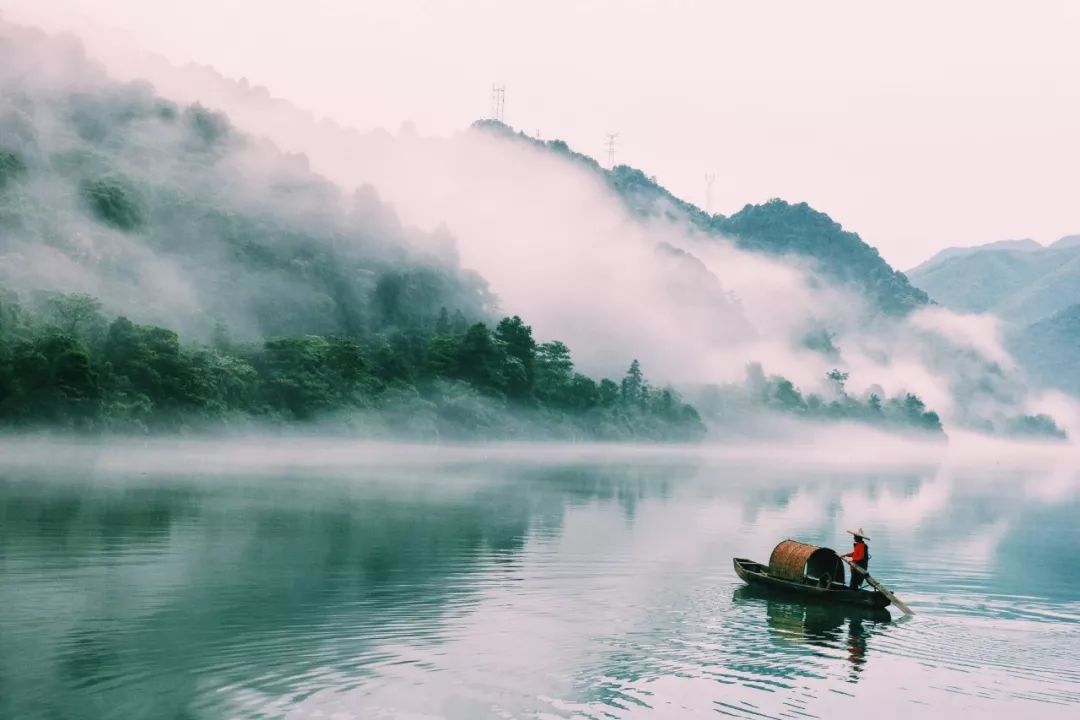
[846,527,870,540]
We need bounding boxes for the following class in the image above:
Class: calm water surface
[1,440,1078,719]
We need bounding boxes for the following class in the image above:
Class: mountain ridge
[907,240,1080,324]
[474,120,929,317]
[909,238,1044,275]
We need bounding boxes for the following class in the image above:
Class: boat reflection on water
[732,585,892,682]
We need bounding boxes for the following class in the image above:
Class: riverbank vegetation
[0,288,706,440]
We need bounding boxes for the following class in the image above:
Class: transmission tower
[490,84,506,122]
[705,173,717,214]
[605,132,619,167]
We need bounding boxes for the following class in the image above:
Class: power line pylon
[605,132,619,167]
[490,84,506,122]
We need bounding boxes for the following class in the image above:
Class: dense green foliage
[0,288,705,440]
[696,364,945,435]
[80,174,146,230]
[713,201,929,316]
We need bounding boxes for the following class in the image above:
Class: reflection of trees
[0,461,691,720]
[0,477,196,560]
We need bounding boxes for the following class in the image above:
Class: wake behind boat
[734,540,891,609]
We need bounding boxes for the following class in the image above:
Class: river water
[0,438,1078,719]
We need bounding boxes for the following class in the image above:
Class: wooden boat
[733,539,891,609]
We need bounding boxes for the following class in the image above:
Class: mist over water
[1,439,1078,719]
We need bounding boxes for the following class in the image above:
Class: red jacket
[851,542,868,563]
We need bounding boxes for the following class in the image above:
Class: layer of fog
[3,20,1078,439]
[1,430,1076,478]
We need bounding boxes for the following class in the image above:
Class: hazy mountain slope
[907,242,1080,323]
[0,22,491,342]
[996,251,1080,324]
[47,33,931,322]
[474,122,928,317]
[1009,304,1080,396]
[713,200,928,316]
[907,249,1058,315]
[911,238,1043,274]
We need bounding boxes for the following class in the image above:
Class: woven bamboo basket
[768,539,844,584]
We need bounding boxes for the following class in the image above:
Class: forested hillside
[0,287,711,438]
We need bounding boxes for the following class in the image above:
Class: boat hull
[733,557,891,609]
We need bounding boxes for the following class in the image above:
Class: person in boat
[841,528,870,590]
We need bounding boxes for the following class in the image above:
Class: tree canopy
[0,287,706,441]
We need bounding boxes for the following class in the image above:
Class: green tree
[81,174,146,231]
[35,292,106,342]
[621,359,644,405]
[598,378,620,406]
[494,316,537,398]
[370,339,414,386]
[434,307,451,336]
[455,323,503,391]
[535,341,573,401]
[257,335,335,419]
[9,333,100,424]
[770,377,805,411]
[826,369,849,394]
[566,374,599,411]
[425,334,461,377]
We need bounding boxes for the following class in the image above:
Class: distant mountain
[475,121,929,317]
[907,239,1080,324]
[912,238,1043,274]
[1051,234,1080,250]
[713,200,929,316]
[1009,304,1080,396]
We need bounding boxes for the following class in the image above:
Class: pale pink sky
[3,0,1078,269]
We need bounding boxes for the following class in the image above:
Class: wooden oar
[842,557,915,616]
